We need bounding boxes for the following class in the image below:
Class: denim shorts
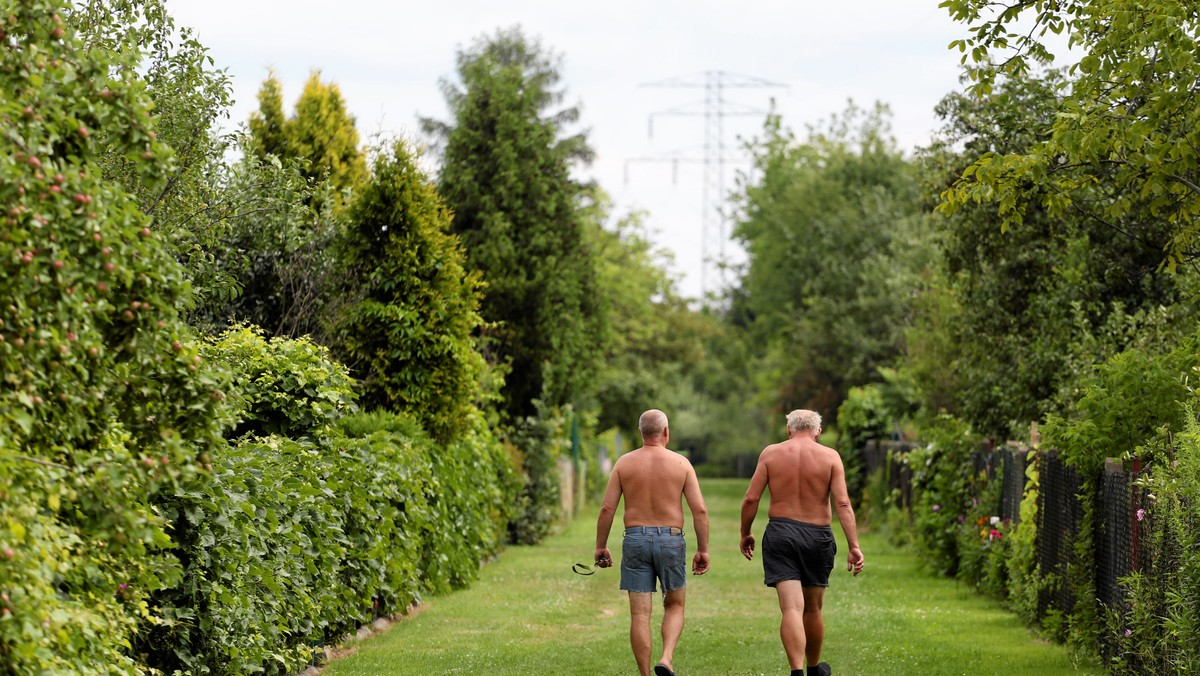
[620,526,687,593]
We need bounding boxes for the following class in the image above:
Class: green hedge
[141,410,517,674]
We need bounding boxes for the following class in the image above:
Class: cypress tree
[425,27,603,421]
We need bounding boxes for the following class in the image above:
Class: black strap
[572,562,599,575]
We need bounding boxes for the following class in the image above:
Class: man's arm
[739,455,768,560]
[682,463,710,575]
[830,455,864,576]
[594,462,623,567]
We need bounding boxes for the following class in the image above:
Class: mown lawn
[323,478,1101,675]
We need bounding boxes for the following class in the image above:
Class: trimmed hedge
[141,411,517,674]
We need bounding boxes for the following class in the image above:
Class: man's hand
[594,547,613,568]
[692,551,710,575]
[740,534,756,561]
[847,546,864,576]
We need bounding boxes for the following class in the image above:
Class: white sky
[167,0,978,299]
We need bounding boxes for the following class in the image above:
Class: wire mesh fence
[864,438,1195,666]
[1000,446,1027,524]
[1097,459,1134,613]
[1037,451,1085,620]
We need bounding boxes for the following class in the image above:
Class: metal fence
[870,443,1151,657]
[1000,446,1027,524]
[1036,451,1086,620]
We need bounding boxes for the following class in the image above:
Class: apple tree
[0,1,231,670]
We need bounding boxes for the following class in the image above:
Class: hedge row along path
[323,479,1101,675]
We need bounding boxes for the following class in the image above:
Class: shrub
[332,141,488,443]
[204,325,358,439]
[906,415,978,576]
[507,401,571,545]
[143,409,517,674]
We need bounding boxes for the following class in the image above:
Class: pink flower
[988,529,1002,541]
[932,504,940,511]
[1124,629,1132,637]
[1136,509,1146,522]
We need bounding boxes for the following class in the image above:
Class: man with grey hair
[595,409,710,676]
[739,409,864,676]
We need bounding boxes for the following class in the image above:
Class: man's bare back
[753,435,842,526]
[739,410,862,573]
[611,445,699,528]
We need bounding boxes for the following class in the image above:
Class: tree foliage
[730,103,933,421]
[68,0,240,308]
[424,27,603,422]
[331,141,488,442]
[940,0,1200,269]
[917,71,1197,438]
[0,1,232,668]
[197,151,343,339]
[248,70,368,198]
[585,200,706,435]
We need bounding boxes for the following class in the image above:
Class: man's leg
[774,580,806,670]
[802,586,826,668]
[628,591,654,676]
[658,587,686,671]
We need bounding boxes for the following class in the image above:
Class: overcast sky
[167,0,978,299]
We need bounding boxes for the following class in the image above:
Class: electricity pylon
[625,70,786,299]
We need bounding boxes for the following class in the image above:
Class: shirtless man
[740,409,864,676]
[595,409,710,676]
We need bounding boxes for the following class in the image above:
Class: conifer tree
[424,27,603,421]
[289,72,368,194]
[332,141,487,442]
[247,72,288,159]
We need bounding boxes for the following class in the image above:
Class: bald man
[595,409,710,676]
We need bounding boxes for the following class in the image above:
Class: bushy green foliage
[204,325,358,438]
[144,410,516,674]
[838,371,919,503]
[905,416,979,576]
[1043,335,1199,476]
[0,1,232,669]
[1109,409,1200,674]
[507,402,571,545]
[730,103,934,422]
[332,141,488,442]
[199,152,344,339]
[954,476,1010,599]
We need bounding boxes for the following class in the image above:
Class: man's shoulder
[613,447,645,466]
[760,441,787,455]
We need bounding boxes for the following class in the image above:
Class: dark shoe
[654,664,676,676]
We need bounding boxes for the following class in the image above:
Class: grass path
[323,479,1101,675]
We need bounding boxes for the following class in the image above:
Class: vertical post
[1131,456,1141,572]
[571,414,581,515]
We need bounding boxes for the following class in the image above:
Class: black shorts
[762,517,836,588]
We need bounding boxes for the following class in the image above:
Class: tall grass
[323,479,1099,675]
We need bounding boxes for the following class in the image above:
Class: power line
[626,70,786,299]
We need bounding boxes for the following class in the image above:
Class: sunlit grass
[323,478,1100,675]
